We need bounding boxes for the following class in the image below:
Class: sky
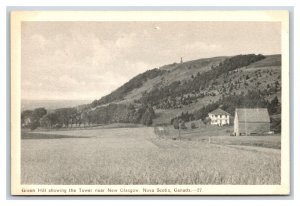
[21,21,281,100]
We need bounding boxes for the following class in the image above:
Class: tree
[40,115,51,128]
[29,121,39,131]
[271,117,281,133]
[21,107,47,130]
[173,118,179,129]
[81,111,89,127]
[180,121,187,129]
[269,96,281,115]
[32,108,47,119]
[40,112,58,128]
[141,106,154,126]
[191,122,196,129]
[21,110,33,127]
[141,112,153,126]
[203,117,211,125]
[55,107,77,128]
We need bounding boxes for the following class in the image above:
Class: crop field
[21,127,281,185]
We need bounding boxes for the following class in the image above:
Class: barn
[234,108,270,136]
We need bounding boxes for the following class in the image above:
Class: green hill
[22,54,281,130]
[87,54,281,124]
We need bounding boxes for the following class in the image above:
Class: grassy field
[21,127,281,185]
[154,125,281,149]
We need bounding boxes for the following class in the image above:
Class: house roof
[209,108,230,115]
[235,108,270,123]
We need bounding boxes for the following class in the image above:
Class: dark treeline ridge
[140,54,265,106]
[21,104,155,130]
[90,68,167,108]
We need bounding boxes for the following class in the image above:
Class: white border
[1,1,298,206]
[10,10,289,196]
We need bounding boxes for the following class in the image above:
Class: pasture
[21,127,281,185]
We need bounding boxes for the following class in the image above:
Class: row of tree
[75,103,155,126]
[21,103,156,130]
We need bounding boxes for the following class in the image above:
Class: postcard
[11,10,290,195]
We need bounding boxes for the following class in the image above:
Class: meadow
[21,127,281,185]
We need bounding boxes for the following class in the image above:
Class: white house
[208,108,230,126]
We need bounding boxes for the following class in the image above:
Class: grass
[247,54,281,68]
[154,125,281,149]
[21,127,280,185]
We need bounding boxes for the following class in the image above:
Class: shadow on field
[21,132,92,140]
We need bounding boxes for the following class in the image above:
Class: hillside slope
[85,54,281,125]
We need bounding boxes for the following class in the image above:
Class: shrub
[191,122,196,129]
[203,117,211,125]
[180,121,187,129]
[54,124,62,129]
[173,119,179,129]
[29,121,39,131]
[270,117,281,133]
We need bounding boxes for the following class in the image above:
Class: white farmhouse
[208,108,230,126]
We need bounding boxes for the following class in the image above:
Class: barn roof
[209,108,230,115]
[235,108,270,123]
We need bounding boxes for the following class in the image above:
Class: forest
[140,54,265,107]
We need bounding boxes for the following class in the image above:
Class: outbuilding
[234,108,270,136]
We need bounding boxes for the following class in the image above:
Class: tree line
[21,103,155,130]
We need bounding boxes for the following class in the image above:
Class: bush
[180,121,187,129]
[191,122,196,129]
[203,117,211,125]
[270,117,281,133]
[29,121,39,131]
[54,123,62,129]
[173,119,179,129]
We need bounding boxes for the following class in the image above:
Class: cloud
[115,33,136,49]
[59,75,80,87]
[21,21,281,100]
[184,41,221,52]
